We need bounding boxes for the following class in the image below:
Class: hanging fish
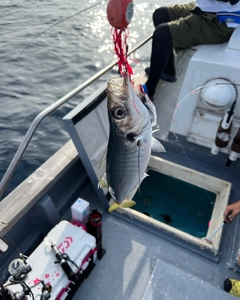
[99,75,165,212]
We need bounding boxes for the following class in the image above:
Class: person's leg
[145,24,173,97]
[145,12,234,98]
[152,7,170,27]
[169,13,234,49]
[163,2,196,75]
[166,2,195,21]
[150,7,174,80]
[145,3,196,90]
[153,2,196,27]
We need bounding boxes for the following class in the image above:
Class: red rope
[111,28,133,78]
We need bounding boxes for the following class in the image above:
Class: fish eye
[113,106,125,119]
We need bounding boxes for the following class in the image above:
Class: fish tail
[108,199,136,212]
[108,202,121,212]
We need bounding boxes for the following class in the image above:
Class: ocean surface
[0,0,178,198]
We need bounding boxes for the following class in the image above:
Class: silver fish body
[107,114,152,203]
[103,75,165,210]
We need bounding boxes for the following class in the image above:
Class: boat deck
[1,46,240,299]
[72,48,240,299]
[74,174,240,300]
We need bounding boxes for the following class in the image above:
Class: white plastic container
[71,198,90,224]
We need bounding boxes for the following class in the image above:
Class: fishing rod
[45,237,79,281]
[211,100,236,155]
[50,243,76,281]
[203,211,232,244]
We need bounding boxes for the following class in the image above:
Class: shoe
[141,83,148,95]
[141,84,154,102]
[145,67,177,83]
[224,278,240,297]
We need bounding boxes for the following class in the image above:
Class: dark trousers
[146,8,175,97]
[146,3,234,97]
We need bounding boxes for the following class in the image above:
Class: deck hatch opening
[132,169,216,238]
[116,155,231,256]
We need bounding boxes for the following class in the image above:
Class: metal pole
[205,222,225,241]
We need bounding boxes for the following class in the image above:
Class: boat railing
[0,35,153,199]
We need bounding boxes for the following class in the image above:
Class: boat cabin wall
[170,26,240,153]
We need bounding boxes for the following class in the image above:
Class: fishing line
[215,221,235,259]
[171,81,240,144]
[171,82,240,133]
[0,232,35,286]
[3,231,23,259]
[170,81,240,206]
[137,142,141,194]
[171,84,209,171]
[17,1,106,60]
[170,85,210,175]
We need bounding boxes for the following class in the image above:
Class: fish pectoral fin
[151,137,166,153]
[98,173,108,189]
[98,148,107,169]
[108,200,136,212]
[141,173,149,182]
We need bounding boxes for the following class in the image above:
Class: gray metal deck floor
[73,200,239,300]
[73,147,240,299]
[142,260,236,300]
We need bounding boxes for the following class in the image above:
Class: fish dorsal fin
[151,137,166,153]
[98,148,107,169]
[98,173,108,189]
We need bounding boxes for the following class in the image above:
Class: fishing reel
[8,254,31,281]
[0,252,52,300]
[0,280,51,300]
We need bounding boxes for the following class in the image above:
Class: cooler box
[8,221,97,299]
